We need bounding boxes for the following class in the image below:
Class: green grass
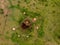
[2,0,60,45]
[9,2,45,45]
[34,39,44,45]
[37,18,45,38]
[53,29,60,44]
[24,0,31,4]
[11,32,33,45]
[0,8,4,14]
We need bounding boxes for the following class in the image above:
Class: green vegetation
[19,7,40,18]
[38,0,48,2]
[11,32,33,45]
[11,32,19,42]
[0,0,60,45]
[55,30,60,39]
[0,8,4,14]
[34,39,44,45]
[24,0,31,4]
[38,18,44,38]
[9,1,45,44]
[53,29,60,44]
[52,0,60,7]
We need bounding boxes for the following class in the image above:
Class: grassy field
[0,0,60,45]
